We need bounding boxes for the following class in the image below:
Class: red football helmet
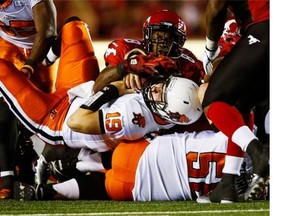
[142,10,187,59]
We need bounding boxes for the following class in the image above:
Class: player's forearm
[93,66,122,93]
[205,0,227,44]
[29,0,57,63]
[29,34,56,63]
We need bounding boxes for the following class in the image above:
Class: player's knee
[62,20,85,45]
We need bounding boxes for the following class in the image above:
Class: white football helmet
[143,75,203,125]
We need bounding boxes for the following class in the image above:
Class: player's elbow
[67,116,82,132]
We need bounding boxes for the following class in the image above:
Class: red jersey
[104,38,210,133]
[104,39,205,85]
[228,0,269,30]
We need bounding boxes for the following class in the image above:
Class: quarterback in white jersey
[0,67,203,153]
[62,80,174,152]
[64,75,202,153]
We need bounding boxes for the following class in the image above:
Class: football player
[93,10,205,94]
[42,9,210,134]
[198,0,269,203]
[0,0,57,199]
[93,9,211,135]
[13,130,229,201]
[0,17,204,184]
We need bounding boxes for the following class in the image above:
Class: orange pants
[105,139,149,200]
[0,37,56,93]
[0,20,99,145]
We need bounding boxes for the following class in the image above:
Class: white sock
[76,160,105,172]
[53,178,79,199]
[42,48,59,66]
[0,171,14,177]
[232,125,258,152]
[222,155,244,176]
[76,151,105,172]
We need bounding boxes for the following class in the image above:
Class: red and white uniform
[106,131,228,201]
[104,39,211,133]
[104,39,205,85]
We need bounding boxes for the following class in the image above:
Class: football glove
[119,53,177,77]
[202,46,220,75]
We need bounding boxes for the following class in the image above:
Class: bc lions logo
[169,111,189,123]
[132,112,145,128]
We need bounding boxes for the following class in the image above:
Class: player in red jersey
[0,16,203,185]
[198,0,269,203]
[12,10,208,186]
[96,10,210,134]
[94,9,205,92]
[42,9,210,134]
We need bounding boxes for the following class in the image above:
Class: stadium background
[53,0,208,69]
[53,0,208,40]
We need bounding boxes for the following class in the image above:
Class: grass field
[0,200,269,216]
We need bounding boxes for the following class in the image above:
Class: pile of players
[0,0,269,203]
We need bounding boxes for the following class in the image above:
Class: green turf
[0,200,269,215]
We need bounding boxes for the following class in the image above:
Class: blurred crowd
[53,0,207,40]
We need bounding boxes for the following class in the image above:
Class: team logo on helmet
[168,111,190,124]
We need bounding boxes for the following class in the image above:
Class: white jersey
[0,0,41,48]
[62,82,174,152]
[132,131,228,201]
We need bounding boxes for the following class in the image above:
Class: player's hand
[202,46,220,75]
[123,73,143,90]
[121,53,176,76]
[20,66,32,78]
[110,80,136,96]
